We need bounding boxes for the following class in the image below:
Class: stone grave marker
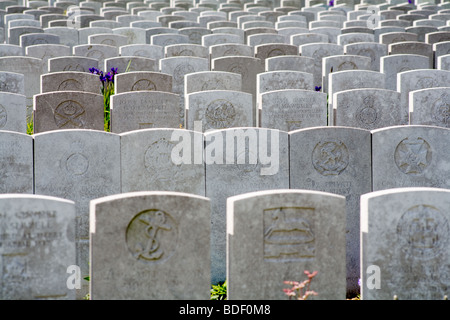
[165,43,209,59]
[328,70,386,119]
[0,92,27,133]
[388,41,433,68]
[104,56,156,73]
[409,87,450,128]
[0,129,33,192]
[265,55,315,74]
[185,71,242,95]
[333,88,407,130]
[397,69,450,109]
[186,90,253,131]
[361,187,450,300]
[33,91,104,133]
[88,33,128,47]
[48,56,99,73]
[114,71,172,94]
[89,191,211,299]
[227,189,346,300]
[322,54,372,93]
[289,126,371,296]
[120,128,205,195]
[119,44,164,66]
[0,71,24,95]
[371,125,450,191]
[25,44,71,64]
[0,194,76,300]
[40,71,100,94]
[212,56,265,126]
[205,127,289,284]
[110,91,183,133]
[34,129,121,299]
[380,54,431,91]
[343,42,388,72]
[209,43,253,61]
[72,43,119,69]
[259,88,326,131]
[299,43,344,91]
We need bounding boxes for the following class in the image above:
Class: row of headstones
[1,123,450,297]
[1,186,449,300]
[2,0,450,50]
[1,54,450,134]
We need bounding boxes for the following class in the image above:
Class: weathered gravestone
[0,71,24,95]
[397,69,450,109]
[0,130,33,193]
[89,191,211,299]
[47,56,99,73]
[380,54,430,91]
[0,194,76,300]
[110,91,183,133]
[227,189,346,300]
[40,71,100,94]
[265,55,315,74]
[322,54,372,93]
[34,129,121,299]
[259,89,326,131]
[289,126,372,297]
[361,187,450,300]
[409,87,450,128]
[328,70,386,121]
[104,56,156,73]
[343,42,388,72]
[299,43,344,91]
[25,44,71,64]
[371,125,450,191]
[33,91,104,133]
[205,127,289,284]
[114,71,172,94]
[212,56,265,126]
[184,71,242,95]
[186,90,253,131]
[333,88,408,129]
[0,92,27,133]
[120,128,205,195]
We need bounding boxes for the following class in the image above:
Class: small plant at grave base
[26,114,33,135]
[89,67,118,132]
[211,280,227,300]
[283,270,318,300]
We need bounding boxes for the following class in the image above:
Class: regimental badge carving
[415,77,438,90]
[173,64,195,84]
[397,205,449,261]
[54,100,86,128]
[86,50,104,60]
[131,79,157,91]
[228,63,246,75]
[0,105,7,128]
[204,99,236,130]
[144,138,178,182]
[65,152,89,176]
[337,61,357,71]
[394,137,432,176]
[263,207,315,262]
[57,79,82,91]
[126,209,178,263]
[63,64,85,72]
[174,49,195,57]
[431,93,450,127]
[267,48,285,58]
[100,39,116,46]
[355,95,380,129]
[312,140,349,176]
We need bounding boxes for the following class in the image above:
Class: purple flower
[110,67,118,75]
[315,86,321,91]
[329,0,334,6]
